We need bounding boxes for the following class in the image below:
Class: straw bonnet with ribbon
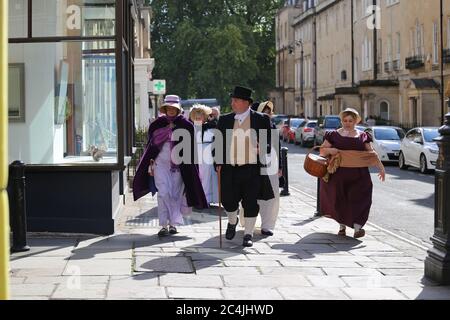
[160,95,183,113]
[257,101,274,114]
[339,107,362,124]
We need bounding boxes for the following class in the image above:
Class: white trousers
[259,173,280,231]
[239,173,280,231]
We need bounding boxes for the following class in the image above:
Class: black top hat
[230,86,253,103]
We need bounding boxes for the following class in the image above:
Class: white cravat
[234,108,251,125]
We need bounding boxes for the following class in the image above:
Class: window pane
[423,129,439,143]
[8,0,27,38]
[8,41,118,165]
[380,102,389,120]
[32,0,116,37]
[374,128,403,141]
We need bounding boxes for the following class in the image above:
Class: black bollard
[314,178,322,217]
[8,161,30,253]
[280,147,290,196]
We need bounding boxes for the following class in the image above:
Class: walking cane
[217,166,223,248]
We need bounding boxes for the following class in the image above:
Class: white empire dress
[195,126,219,205]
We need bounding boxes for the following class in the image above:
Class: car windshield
[273,117,287,125]
[290,119,304,128]
[324,118,341,128]
[423,129,439,142]
[374,128,405,141]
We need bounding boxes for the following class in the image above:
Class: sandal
[169,226,178,234]
[158,227,169,237]
[354,229,366,239]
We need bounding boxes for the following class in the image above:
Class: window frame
[433,21,439,65]
[8,0,136,171]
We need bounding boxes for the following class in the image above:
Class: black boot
[225,217,239,240]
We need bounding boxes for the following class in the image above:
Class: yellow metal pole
[0,0,10,300]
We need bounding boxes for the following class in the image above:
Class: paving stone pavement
[8,188,450,300]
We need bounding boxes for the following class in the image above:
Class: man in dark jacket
[215,86,274,247]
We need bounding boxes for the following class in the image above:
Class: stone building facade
[277,0,450,127]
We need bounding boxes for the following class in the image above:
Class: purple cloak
[132,115,208,209]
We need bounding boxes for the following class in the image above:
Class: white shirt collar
[234,108,251,124]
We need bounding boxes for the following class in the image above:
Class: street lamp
[424,0,450,281]
[425,111,450,285]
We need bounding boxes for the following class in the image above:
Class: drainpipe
[373,0,378,80]
[313,13,318,118]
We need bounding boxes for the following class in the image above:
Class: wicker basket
[304,147,328,178]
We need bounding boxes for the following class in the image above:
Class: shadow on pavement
[294,217,321,227]
[271,233,363,259]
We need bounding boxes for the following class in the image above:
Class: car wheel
[420,154,429,174]
[399,152,408,170]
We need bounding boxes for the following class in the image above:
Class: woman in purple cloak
[133,95,208,237]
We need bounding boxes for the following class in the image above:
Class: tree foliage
[147,0,284,109]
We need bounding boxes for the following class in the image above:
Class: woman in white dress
[189,105,219,206]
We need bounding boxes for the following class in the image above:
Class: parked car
[399,127,440,173]
[273,114,288,129]
[365,126,406,163]
[295,120,318,147]
[314,115,342,146]
[356,124,368,132]
[272,115,289,136]
[282,118,306,143]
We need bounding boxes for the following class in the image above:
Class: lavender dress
[319,131,373,228]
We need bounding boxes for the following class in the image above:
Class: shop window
[8,41,118,165]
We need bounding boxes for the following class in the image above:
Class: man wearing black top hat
[215,86,274,247]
